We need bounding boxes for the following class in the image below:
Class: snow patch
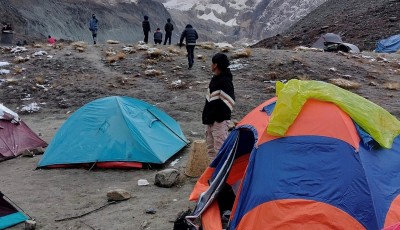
[0,61,10,67]
[198,11,238,26]
[0,69,10,75]
[20,102,41,113]
[163,0,198,10]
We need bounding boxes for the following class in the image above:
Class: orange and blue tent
[187,80,400,230]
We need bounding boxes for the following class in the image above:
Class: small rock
[154,169,180,188]
[25,219,36,230]
[138,179,149,186]
[107,189,131,201]
[321,25,330,30]
[21,149,34,157]
[145,208,157,214]
[31,147,45,155]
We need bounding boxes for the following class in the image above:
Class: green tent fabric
[267,80,400,148]
[38,96,188,168]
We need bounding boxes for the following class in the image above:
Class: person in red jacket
[47,35,56,44]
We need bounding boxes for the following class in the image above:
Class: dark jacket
[164,22,174,33]
[180,24,198,46]
[142,20,150,33]
[154,31,162,40]
[202,69,235,124]
[89,18,98,31]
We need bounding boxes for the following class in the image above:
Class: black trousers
[143,31,149,43]
[164,31,172,45]
[186,45,195,67]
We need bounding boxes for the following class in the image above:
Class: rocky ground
[0,40,399,229]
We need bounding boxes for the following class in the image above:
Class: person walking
[89,14,98,44]
[202,53,235,161]
[163,18,174,45]
[154,28,163,45]
[179,24,198,69]
[142,15,151,44]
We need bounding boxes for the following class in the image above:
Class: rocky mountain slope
[157,0,328,42]
[253,0,400,51]
[0,0,178,44]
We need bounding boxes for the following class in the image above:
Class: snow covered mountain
[156,0,328,42]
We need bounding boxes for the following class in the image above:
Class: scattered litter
[170,158,180,167]
[32,51,48,57]
[47,55,53,59]
[215,43,233,48]
[171,80,182,87]
[0,69,10,75]
[361,55,376,62]
[106,40,120,44]
[190,131,198,135]
[172,199,178,202]
[20,102,41,113]
[144,69,161,76]
[264,80,288,84]
[230,62,247,71]
[329,67,337,72]
[294,46,323,52]
[122,47,135,53]
[36,83,49,91]
[145,208,157,214]
[138,179,149,186]
[11,46,28,53]
[376,56,389,63]
[137,44,149,51]
[0,61,10,67]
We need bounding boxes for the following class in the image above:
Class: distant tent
[338,43,360,53]
[312,33,360,53]
[38,96,188,169]
[312,33,343,49]
[375,34,400,53]
[0,105,47,162]
[0,192,28,229]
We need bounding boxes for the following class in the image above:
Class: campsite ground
[0,41,399,230]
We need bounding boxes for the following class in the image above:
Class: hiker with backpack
[142,15,151,44]
[89,14,98,44]
[202,53,235,161]
[163,18,174,45]
[179,24,198,69]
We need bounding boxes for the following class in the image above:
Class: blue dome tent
[38,96,188,169]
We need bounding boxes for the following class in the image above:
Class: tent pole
[2,192,32,219]
[146,109,189,145]
[88,161,97,172]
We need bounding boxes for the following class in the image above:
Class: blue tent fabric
[375,35,400,53]
[38,96,188,167]
[0,193,28,229]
